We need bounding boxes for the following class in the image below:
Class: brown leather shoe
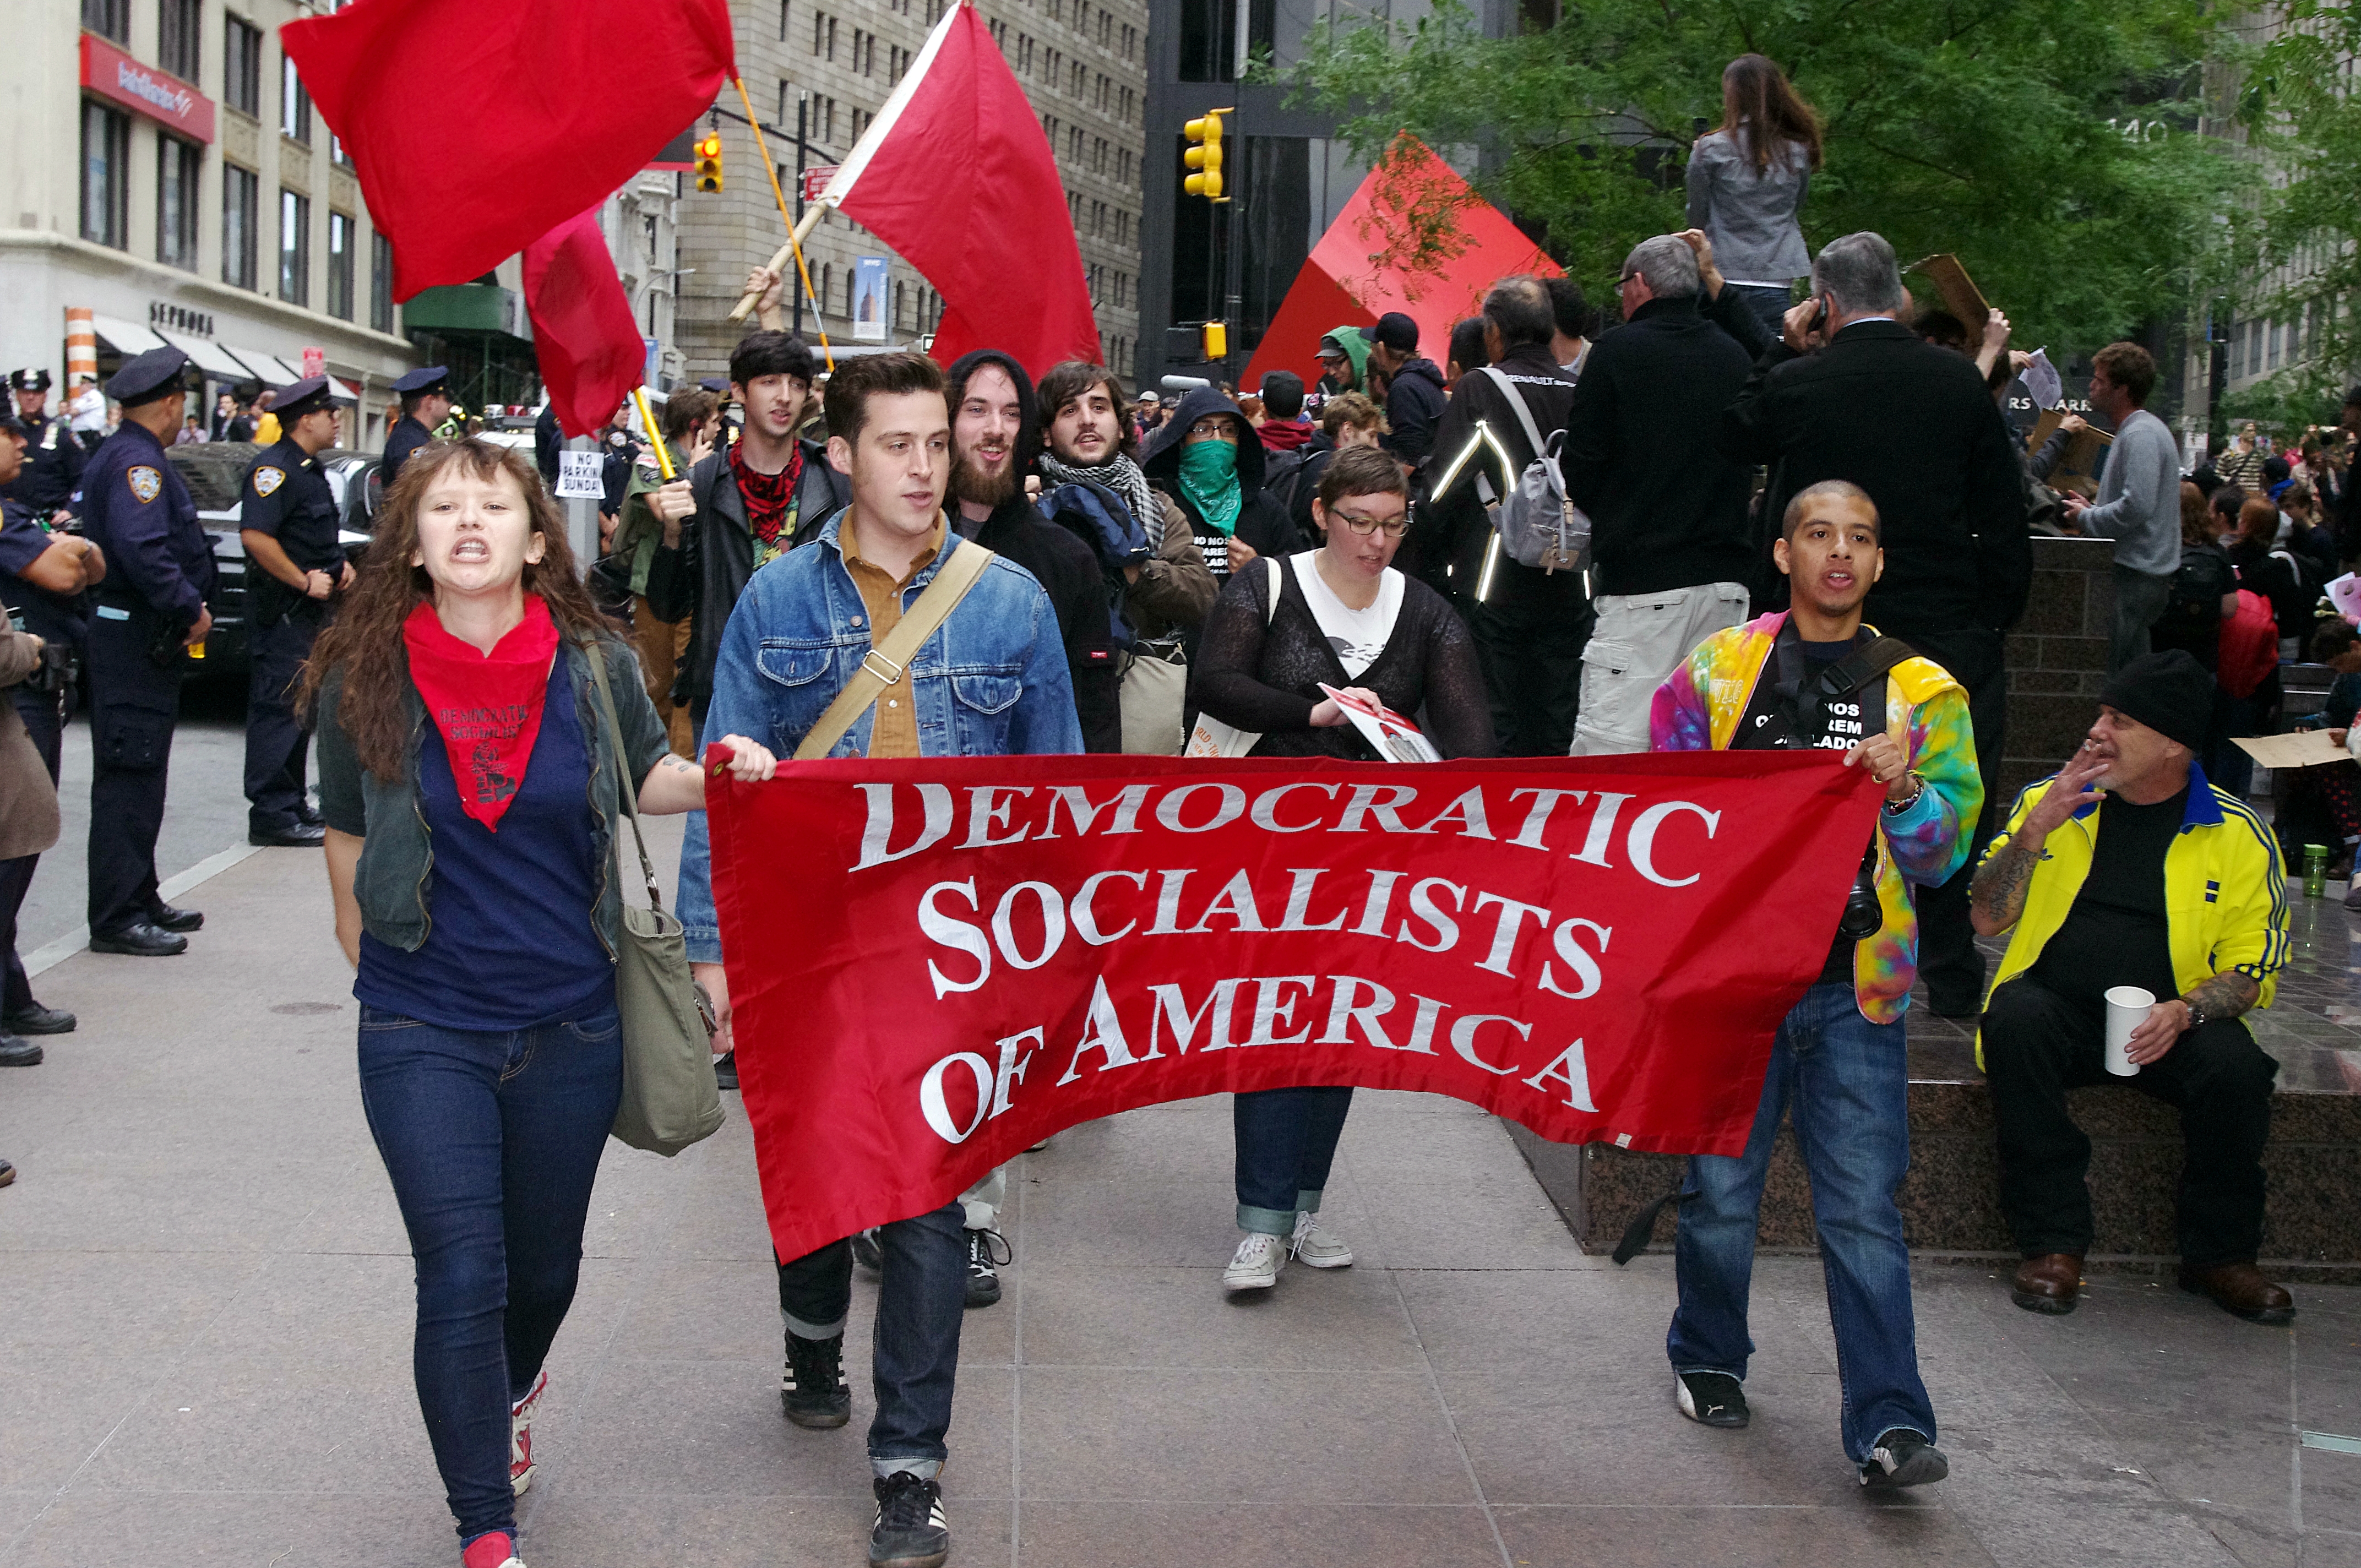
[2011,1253,2083,1314]
[2178,1261,2295,1324]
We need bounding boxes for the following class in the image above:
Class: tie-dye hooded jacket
[1650,611,1983,1024]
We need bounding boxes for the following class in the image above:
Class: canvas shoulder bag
[795,539,995,761]
[582,643,726,1158]
[1184,556,1286,758]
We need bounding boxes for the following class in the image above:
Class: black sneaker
[780,1330,851,1428]
[1674,1370,1749,1428]
[851,1228,883,1274]
[868,1471,950,1568]
[1859,1428,1949,1488]
[712,1051,737,1090]
[964,1227,1010,1309]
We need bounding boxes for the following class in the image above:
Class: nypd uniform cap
[0,411,26,437]
[699,377,729,394]
[391,366,449,396]
[107,346,192,408]
[270,375,347,422]
[7,368,52,394]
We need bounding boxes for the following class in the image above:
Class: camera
[1837,844,1884,941]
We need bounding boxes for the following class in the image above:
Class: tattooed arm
[1970,744,2107,935]
[636,735,776,814]
[2124,972,2262,1065]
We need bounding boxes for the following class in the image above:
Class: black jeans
[84,603,181,937]
[1895,627,2006,1010]
[775,1199,967,1476]
[1465,566,1592,757]
[243,612,319,831]
[1,679,65,1015]
[1981,976,2279,1266]
[1233,1085,1354,1235]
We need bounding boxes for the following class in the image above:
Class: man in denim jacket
[677,351,1078,1568]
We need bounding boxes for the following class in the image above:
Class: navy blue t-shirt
[356,654,613,1030]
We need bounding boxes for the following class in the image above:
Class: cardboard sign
[2232,731,2352,770]
[555,449,606,499]
[1908,253,1989,331]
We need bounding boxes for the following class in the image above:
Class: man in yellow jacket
[1971,650,2291,1324]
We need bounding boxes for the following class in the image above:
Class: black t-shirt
[2028,786,2186,1011]
[1734,630,1887,982]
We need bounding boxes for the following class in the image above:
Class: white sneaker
[1222,1231,1288,1291]
[1291,1211,1354,1268]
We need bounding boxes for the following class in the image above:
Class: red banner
[709,752,1881,1261]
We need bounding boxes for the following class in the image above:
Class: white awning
[90,313,170,355]
[222,347,303,387]
[153,330,250,381]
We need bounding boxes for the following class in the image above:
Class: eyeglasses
[1331,508,1408,537]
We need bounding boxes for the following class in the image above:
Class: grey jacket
[315,633,669,956]
[1685,129,1812,284]
[2073,408,2182,578]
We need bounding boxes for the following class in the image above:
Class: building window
[780,0,791,39]
[280,188,311,305]
[160,0,203,81]
[371,230,394,331]
[80,102,130,250]
[328,212,356,320]
[281,55,312,143]
[224,165,259,287]
[158,133,202,270]
[81,0,129,43]
[820,263,834,317]
[226,17,264,116]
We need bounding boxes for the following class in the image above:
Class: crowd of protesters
[8,47,2347,1568]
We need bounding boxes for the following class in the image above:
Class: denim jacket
[676,513,1084,961]
[315,634,670,958]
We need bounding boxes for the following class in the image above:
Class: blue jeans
[1666,982,1935,1463]
[1727,282,1796,340]
[775,1200,968,1476]
[357,1000,623,1547]
[1233,1086,1353,1235]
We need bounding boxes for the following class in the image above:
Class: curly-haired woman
[304,438,774,1568]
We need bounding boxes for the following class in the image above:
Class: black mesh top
[1190,553,1497,761]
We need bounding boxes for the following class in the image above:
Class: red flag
[706,750,1883,1261]
[814,1,1100,378]
[525,210,646,439]
[282,0,733,300]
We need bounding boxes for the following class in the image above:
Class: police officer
[379,365,450,491]
[0,411,104,1048]
[78,346,214,957]
[238,375,349,847]
[1,370,89,525]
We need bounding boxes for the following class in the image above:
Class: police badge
[253,466,286,498]
[127,466,162,504]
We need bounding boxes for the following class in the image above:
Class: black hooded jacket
[1381,356,1448,468]
[1139,386,1306,598]
[944,350,1120,753]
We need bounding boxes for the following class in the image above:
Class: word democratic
[709,752,1885,1260]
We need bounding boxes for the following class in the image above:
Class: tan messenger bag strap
[793,540,997,761]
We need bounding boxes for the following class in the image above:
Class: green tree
[2224,3,2361,430]
[1283,0,2233,360]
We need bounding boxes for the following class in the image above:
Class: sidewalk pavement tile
[1014,1261,1427,1370]
[0,1251,269,1359]
[2,1492,452,1568]
[1012,1500,1501,1566]
[1490,1502,2003,1566]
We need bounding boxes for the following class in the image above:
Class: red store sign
[80,32,215,144]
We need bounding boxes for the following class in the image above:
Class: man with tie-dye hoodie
[1648,478,1982,1493]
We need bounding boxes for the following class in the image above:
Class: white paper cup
[2103,986,2154,1077]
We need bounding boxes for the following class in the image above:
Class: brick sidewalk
[0,831,2352,1567]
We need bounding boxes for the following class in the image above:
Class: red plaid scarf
[730,436,805,552]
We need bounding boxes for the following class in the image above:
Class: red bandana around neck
[401,595,562,831]
[731,435,804,551]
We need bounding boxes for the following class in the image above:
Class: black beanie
[2097,650,2213,752]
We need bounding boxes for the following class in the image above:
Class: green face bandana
[1177,437,1243,536]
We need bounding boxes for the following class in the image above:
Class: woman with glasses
[1188,444,1496,1294]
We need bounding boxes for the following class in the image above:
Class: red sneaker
[510,1369,547,1496]
[461,1531,525,1568]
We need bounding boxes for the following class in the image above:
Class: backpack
[2218,589,2280,700]
[2158,544,2234,640]
[1472,366,1588,574]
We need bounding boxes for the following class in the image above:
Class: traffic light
[694,130,724,193]
[1183,110,1226,203]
